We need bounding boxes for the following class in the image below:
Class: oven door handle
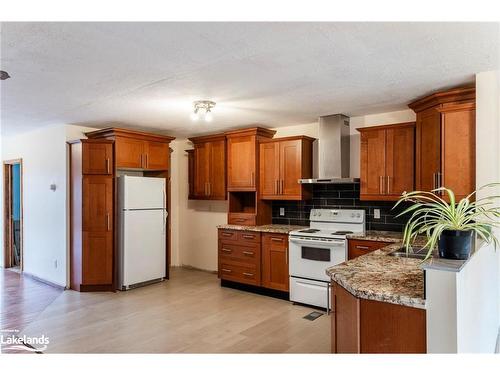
[289,237,345,246]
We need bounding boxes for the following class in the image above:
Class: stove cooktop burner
[331,230,354,235]
[298,229,321,233]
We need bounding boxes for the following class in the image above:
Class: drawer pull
[356,245,370,250]
[222,232,233,237]
[221,248,232,253]
[242,251,254,255]
[271,237,283,242]
[242,234,255,239]
[242,272,254,277]
[236,219,247,223]
[221,268,232,273]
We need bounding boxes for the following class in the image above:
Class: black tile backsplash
[271,183,412,232]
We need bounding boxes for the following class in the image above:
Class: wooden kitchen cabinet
[82,175,113,286]
[82,140,113,175]
[261,233,289,292]
[259,136,314,200]
[409,86,476,201]
[189,134,226,200]
[347,239,391,260]
[218,229,261,286]
[225,127,275,191]
[144,141,170,170]
[359,122,415,201]
[331,282,426,353]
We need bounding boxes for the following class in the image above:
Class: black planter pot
[438,230,474,260]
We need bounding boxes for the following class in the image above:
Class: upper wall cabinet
[225,127,276,191]
[85,128,175,171]
[188,134,227,200]
[408,86,476,201]
[82,140,114,175]
[358,122,415,201]
[260,136,314,200]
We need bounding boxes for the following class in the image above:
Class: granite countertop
[346,230,404,243]
[217,224,307,234]
[327,234,427,309]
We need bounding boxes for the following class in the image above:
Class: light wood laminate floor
[18,268,330,353]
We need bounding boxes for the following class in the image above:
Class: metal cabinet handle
[271,237,283,242]
[242,272,254,277]
[221,248,232,253]
[275,180,278,195]
[433,172,437,190]
[242,234,255,239]
[387,176,391,195]
[236,218,247,223]
[145,153,148,168]
[281,180,284,195]
[140,154,143,168]
[251,172,254,187]
[221,268,232,273]
[106,158,110,174]
[208,182,211,196]
[222,232,233,237]
[242,251,254,255]
[106,212,111,231]
[356,245,370,250]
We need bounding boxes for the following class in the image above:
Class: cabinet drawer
[348,239,391,260]
[218,229,239,241]
[219,242,259,265]
[228,213,256,226]
[219,262,260,286]
[262,233,287,249]
[238,231,261,244]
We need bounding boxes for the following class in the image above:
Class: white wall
[2,124,68,286]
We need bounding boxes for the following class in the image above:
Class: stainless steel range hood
[299,114,359,184]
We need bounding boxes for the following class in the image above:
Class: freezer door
[120,209,167,287]
[120,176,166,210]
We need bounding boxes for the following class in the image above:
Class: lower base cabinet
[218,229,289,292]
[331,281,426,353]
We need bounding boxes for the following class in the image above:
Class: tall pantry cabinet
[69,128,175,292]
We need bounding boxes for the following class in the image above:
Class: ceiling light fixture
[0,71,11,80]
[191,100,216,122]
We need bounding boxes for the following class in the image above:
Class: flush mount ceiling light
[0,70,11,80]
[190,100,216,122]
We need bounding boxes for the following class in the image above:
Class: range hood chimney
[299,114,359,184]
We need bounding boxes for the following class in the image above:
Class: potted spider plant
[393,184,500,260]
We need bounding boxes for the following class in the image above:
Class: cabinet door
[144,141,169,170]
[115,137,144,169]
[82,142,113,175]
[82,176,113,285]
[82,176,113,232]
[208,139,226,199]
[360,130,386,197]
[227,135,256,190]
[332,282,360,353]
[82,231,113,285]
[441,106,475,200]
[386,126,415,197]
[279,139,302,198]
[416,108,441,192]
[193,143,210,198]
[259,142,280,198]
[262,233,289,291]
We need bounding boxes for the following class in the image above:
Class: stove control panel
[309,208,365,223]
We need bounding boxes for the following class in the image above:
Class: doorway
[3,159,23,271]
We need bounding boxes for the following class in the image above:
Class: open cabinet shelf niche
[228,191,271,226]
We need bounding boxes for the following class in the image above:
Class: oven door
[289,236,346,281]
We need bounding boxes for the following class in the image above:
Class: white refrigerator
[118,176,167,290]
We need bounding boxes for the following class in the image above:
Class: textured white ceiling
[1,22,498,136]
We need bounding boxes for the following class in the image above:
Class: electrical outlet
[54,260,58,269]
[374,209,381,219]
[279,207,285,216]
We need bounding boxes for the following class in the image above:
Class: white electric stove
[288,208,366,311]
